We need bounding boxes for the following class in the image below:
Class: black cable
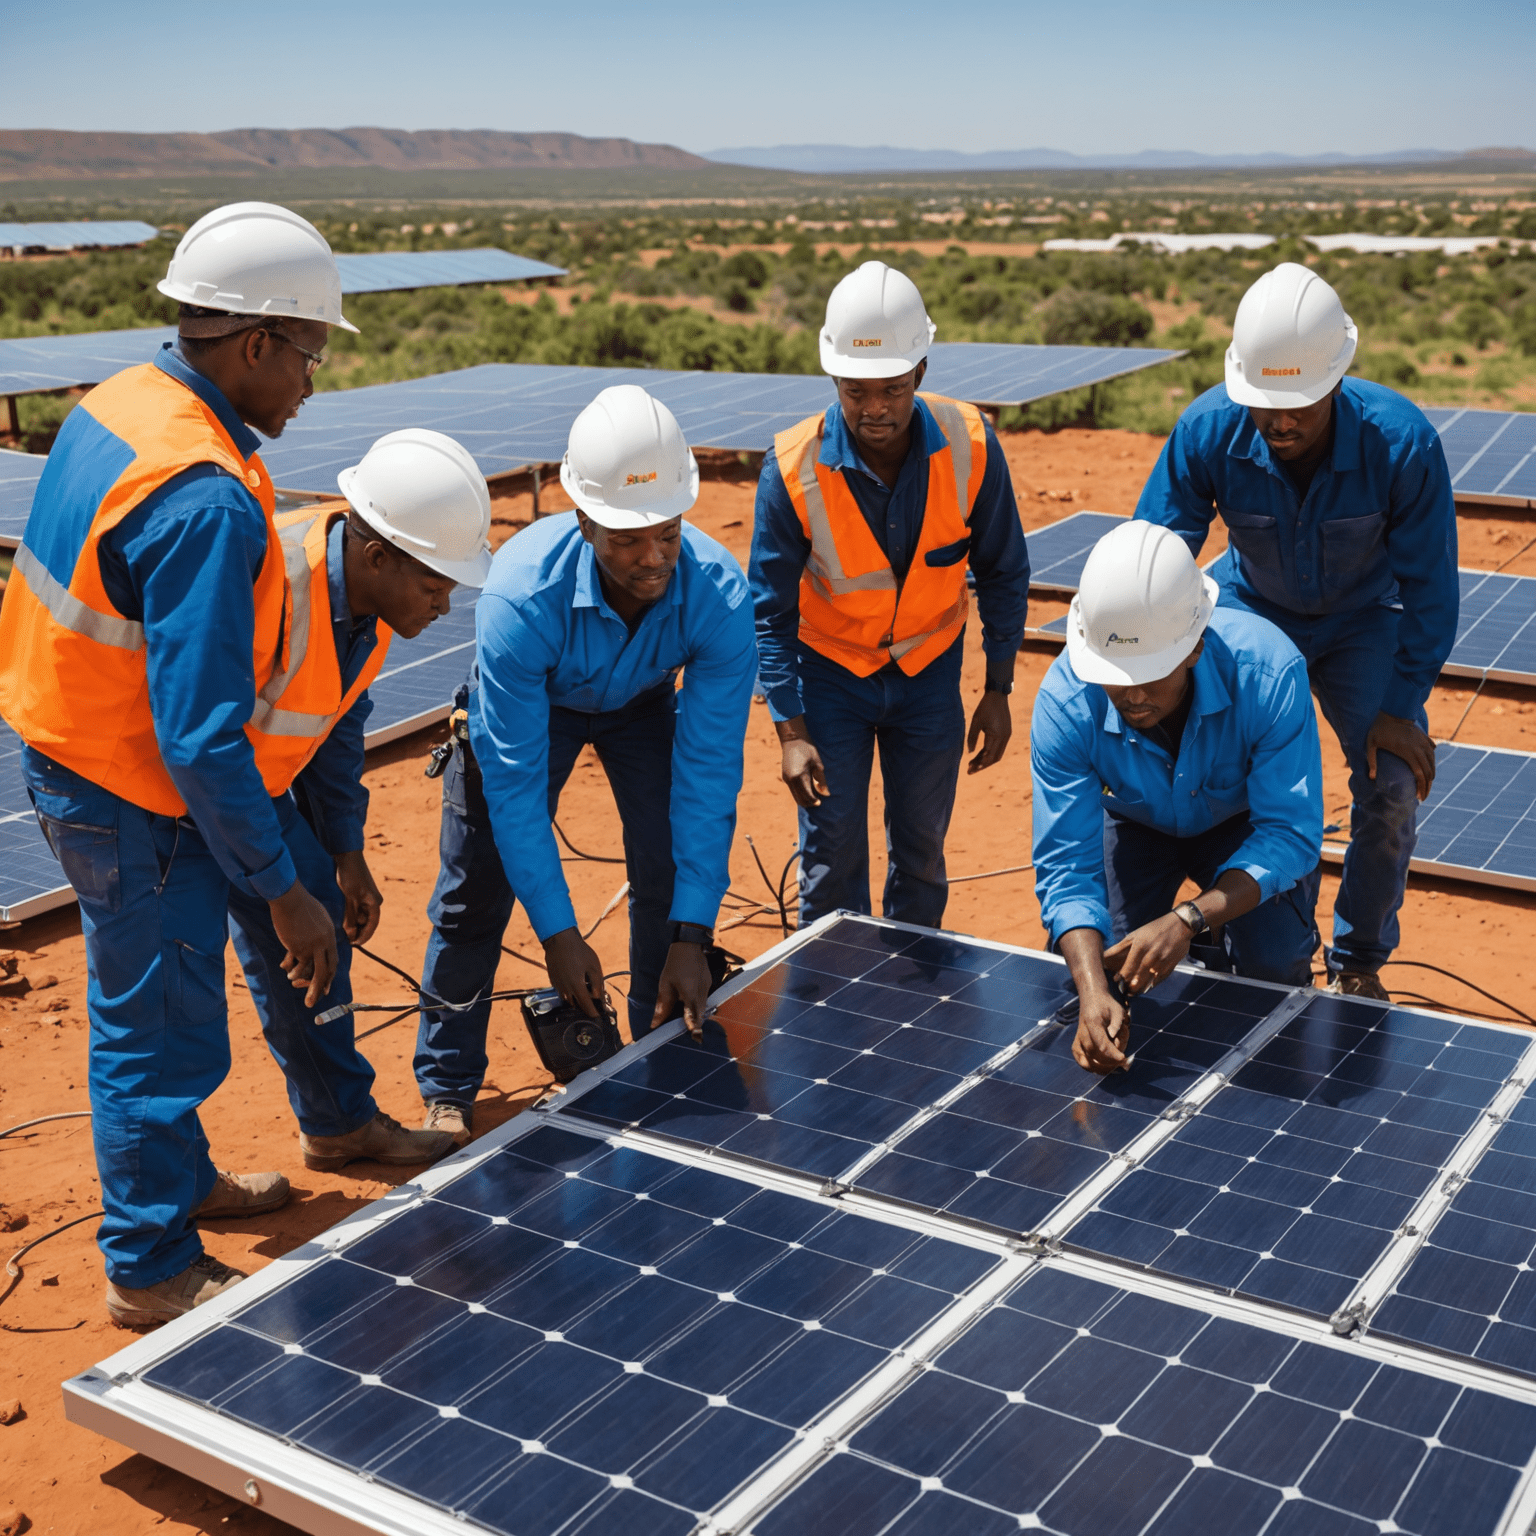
[745,835,790,938]
[1,1112,92,1140]
[1380,960,1535,1025]
[776,851,801,936]
[553,821,625,864]
[1385,991,1528,1026]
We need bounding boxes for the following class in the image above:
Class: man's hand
[333,850,383,944]
[543,927,609,1019]
[1103,913,1194,996]
[967,690,1013,775]
[652,942,713,1038]
[776,717,830,808]
[1074,979,1131,1074]
[269,880,339,1009]
[1366,711,1436,801]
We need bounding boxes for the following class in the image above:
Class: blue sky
[4,0,1532,157]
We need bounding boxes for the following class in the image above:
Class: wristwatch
[669,922,714,948]
[1173,900,1209,938]
[983,676,1014,696]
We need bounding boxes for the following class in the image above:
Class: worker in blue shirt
[751,262,1029,926]
[1032,523,1323,1074]
[1136,263,1456,1000]
[415,385,757,1146]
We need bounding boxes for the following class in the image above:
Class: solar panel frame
[0,446,45,549]
[1424,408,1536,509]
[1443,569,1536,685]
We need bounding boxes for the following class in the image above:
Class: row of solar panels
[69,914,1536,1536]
[0,220,160,251]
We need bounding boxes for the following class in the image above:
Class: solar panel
[755,1257,1536,1536]
[0,446,46,549]
[922,342,1182,409]
[59,915,1536,1536]
[1423,408,1536,508]
[0,327,177,398]
[0,221,160,251]
[1024,511,1126,592]
[1445,570,1536,684]
[333,248,566,294]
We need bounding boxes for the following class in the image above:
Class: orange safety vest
[253,506,394,789]
[0,363,289,816]
[775,393,989,678]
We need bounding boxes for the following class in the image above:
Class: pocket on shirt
[1201,774,1248,821]
[1320,512,1388,605]
[1218,509,1285,600]
[924,536,972,569]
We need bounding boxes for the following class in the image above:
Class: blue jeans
[1225,593,1420,975]
[21,749,377,1288]
[1104,808,1321,986]
[415,683,677,1106]
[796,636,966,929]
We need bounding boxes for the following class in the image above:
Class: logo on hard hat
[851,338,883,348]
[1261,367,1302,377]
[1105,633,1139,645]
[624,471,658,486]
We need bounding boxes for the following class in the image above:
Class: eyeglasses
[261,328,326,376]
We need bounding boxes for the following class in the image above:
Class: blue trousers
[796,638,966,929]
[1104,808,1321,987]
[1226,594,1421,975]
[22,748,377,1288]
[414,684,676,1106]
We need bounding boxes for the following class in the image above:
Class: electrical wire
[581,881,630,940]
[1379,959,1535,1025]
[553,821,625,864]
[745,834,791,938]
[950,861,1034,886]
[2,1210,103,1323]
[1384,991,1528,1025]
[0,1111,92,1140]
[1444,677,1488,743]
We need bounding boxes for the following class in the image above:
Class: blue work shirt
[470,513,757,941]
[1134,378,1458,720]
[750,396,1029,721]
[1030,607,1323,946]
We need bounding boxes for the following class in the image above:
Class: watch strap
[670,921,714,947]
[1173,900,1208,937]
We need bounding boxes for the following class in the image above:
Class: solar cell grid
[1066,994,1529,1319]
[1024,510,1126,592]
[0,447,46,548]
[555,921,1075,1184]
[0,326,177,397]
[1425,408,1536,506]
[852,969,1282,1237]
[752,1263,1536,1536]
[139,1122,1000,1534]
[1402,743,1536,893]
[1444,571,1536,685]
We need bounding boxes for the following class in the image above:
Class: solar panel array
[0,446,47,548]
[1424,408,1536,508]
[332,248,567,294]
[0,220,160,251]
[0,326,177,398]
[68,915,1536,1536]
[1022,510,1126,592]
[1447,570,1536,684]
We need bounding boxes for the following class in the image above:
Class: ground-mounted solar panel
[0,327,177,397]
[364,585,480,747]
[0,446,44,548]
[922,342,1182,409]
[1023,510,1126,592]
[1445,569,1536,685]
[0,718,74,923]
[333,248,566,295]
[0,220,160,251]
[751,1256,1536,1536]
[1424,408,1536,509]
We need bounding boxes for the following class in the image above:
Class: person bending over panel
[750,261,1029,927]
[0,205,483,1328]
[415,385,757,1146]
[1135,263,1457,1000]
[1031,522,1324,1075]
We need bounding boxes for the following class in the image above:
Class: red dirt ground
[1,428,1533,1535]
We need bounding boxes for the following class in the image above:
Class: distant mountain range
[704,144,1536,173]
[0,128,709,181]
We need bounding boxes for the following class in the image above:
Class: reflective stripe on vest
[774,393,989,679]
[0,362,288,817]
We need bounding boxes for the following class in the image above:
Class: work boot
[1329,971,1391,1002]
[423,1101,473,1148]
[301,1110,456,1172]
[105,1253,247,1330]
[194,1169,291,1221]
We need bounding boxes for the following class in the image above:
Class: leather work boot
[106,1253,247,1330]
[1329,971,1391,1002]
[194,1169,291,1221]
[301,1110,456,1172]
[423,1101,473,1148]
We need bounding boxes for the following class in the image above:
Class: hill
[0,128,708,181]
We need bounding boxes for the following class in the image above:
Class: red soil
[0,427,1531,1534]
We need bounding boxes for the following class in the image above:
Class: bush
[1356,351,1420,388]
[1038,288,1154,347]
[1457,301,1505,350]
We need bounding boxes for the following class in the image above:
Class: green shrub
[1038,289,1154,346]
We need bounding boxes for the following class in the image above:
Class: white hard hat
[158,201,358,333]
[820,261,936,379]
[559,384,699,529]
[1067,522,1218,687]
[338,430,493,587]
[1225,262,1357,409]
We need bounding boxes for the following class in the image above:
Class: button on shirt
[470,514,757,941]
[1134,378,1458,720]
[751,397,1029,721]
[1030,608,1323,946]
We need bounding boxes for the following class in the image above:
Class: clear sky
[3,0,1532,158]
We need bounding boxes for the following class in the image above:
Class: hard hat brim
[1065,575,1219,687]
[819,332,930,380]
[1222,328,1357,409]
[559,453,699,528]
[338,469,493,588]
[156,279,360,333]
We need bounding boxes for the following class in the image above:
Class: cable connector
[315,1002,357,1026]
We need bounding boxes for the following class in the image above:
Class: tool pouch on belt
[520,989,624,1084]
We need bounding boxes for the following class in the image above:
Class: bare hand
[652,941,713,1038]
[333,850,383,944]
[780,733,830,809]
[543,927,609,1019]
[269,880,339,1009]
[966,690,1012,774]
[1073,983,1131,1074]
[1366,711,1436,801]
[1103,913,1193,996]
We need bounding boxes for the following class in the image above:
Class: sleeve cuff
[1046,901,1112,948]
[1214,856,1283,903]
[668,884,723,930]
[318,817,366,856]
[247,850,299,902]
[982,633,1024,662]
[765,682,806,724]
[1381,675,1429,722]
[525,892,579,946]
